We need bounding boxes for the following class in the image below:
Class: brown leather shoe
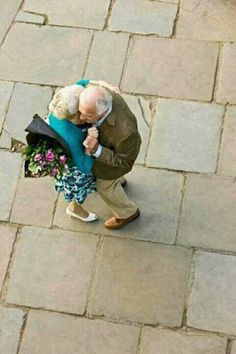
[105,208,140,230]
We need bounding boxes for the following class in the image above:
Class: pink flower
[45,149,55,162]
[50,167,58,177]
[59,155,67,165]
[34,153,43,161]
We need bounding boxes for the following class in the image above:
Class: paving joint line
[212,42,223,102]
[215,104,228,174]
[82,31,95,78]
[16,311,29,354]
[143,97,158,164]
[103,0,116,31]
[0,0,24,47]
[85,234,105,317]
[119,34,133,89]
[136,326,144,354]
[171,0,181,38]
[0,82,15,138]
[181,250,197,327]
[174,173,187,244]
[0,226,23,303]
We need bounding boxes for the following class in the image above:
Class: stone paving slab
[0,81,14,132]
[15,11,45,25]
[0,225,17,291]
[122,94,150,164]
[10,177,57,228]
[0,0,22,44]
[20,310,140,354]
[23,0,110,30]
[4,83,52,143]
[218,106,236,177]
[0,130,12,149]
[178,174,236,252]
[0,151,22,221]
[215,44,236,104]
[146,99,223,173]
[122,37,219,101]
[0,23,92,86]
[109,0,178,37]
[0,307,24,354]
[54,166,183,245]
[231,341,236,354]
[140,327,227,354]
[177,0,236,42]
[92,237,192,326]
[6,227,98,314]
[85,31,129,86]
[187,251,236,335]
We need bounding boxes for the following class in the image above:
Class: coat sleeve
[97,132,141,173]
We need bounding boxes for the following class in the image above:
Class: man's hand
[83,136,99,154]
[87,127,99,139]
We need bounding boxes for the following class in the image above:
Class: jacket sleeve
[97,132,141,173]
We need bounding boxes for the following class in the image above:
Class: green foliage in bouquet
[22,140,71,177]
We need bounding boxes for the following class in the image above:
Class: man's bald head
[79,86,112,123]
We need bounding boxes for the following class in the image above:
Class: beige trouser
[96,176,138,219]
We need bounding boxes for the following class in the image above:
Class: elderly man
[80,85,141,230]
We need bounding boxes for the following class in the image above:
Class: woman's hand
[83,136,98,155]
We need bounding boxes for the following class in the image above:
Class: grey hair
[48,85,83,119]
[96,89,112,115]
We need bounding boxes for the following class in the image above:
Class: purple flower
[50,167,58,177]
[45,149,55,162]
[34,153,43,161]
[59,155,67,165]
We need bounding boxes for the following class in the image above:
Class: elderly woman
[47,79,118,222]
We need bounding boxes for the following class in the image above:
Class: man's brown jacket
[92,91,141,180]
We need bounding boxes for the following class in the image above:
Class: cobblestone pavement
[0,1,236,353]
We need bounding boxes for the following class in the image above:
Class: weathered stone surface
[15,11,45,24]
[187,252,236,335]
[218,107,236,177]
[20,310,139,354]
[0,23,92,86]
[0,225,16,290]
[177,0,236,42]
[0,307,24,354]
[231,341,236,354]
[140,327,227,354]
[122,37,218,101]
[146,99,223,173]
[6,227,98,314]
[23,0,110,30]
[4,83,52,143]
[0,151,21,221]
[109,0,177,36]
[54,166,183,245]
[0,0,22,43]
[92,237,191,326]
[216,43,236,104]
[178,174,236,252]
[121,94,150,164]
[0,129,12,149]
[10,177,57,228]
[85,31,129,86]
[0,81,14,132]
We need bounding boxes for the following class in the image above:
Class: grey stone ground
[0,0,236,353]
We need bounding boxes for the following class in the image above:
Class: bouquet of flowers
[22,139,71,178]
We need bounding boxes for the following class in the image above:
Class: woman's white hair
[48,85,84,119]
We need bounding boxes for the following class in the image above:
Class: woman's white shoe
[66,207,98,222]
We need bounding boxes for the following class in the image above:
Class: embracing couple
[47,79,141,230]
